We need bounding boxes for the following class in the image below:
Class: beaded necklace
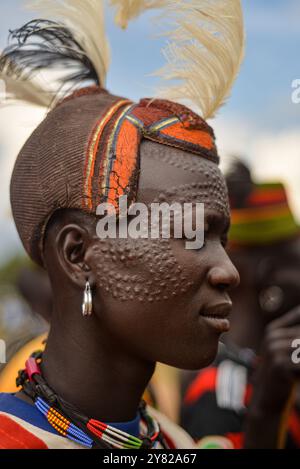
[17,352,167,449]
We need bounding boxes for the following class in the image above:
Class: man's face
[87,141,239,370]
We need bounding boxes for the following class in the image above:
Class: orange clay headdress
[0,1,245,265]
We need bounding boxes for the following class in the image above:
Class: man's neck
[41,312,154,423]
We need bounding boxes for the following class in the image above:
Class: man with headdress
[0,0,243,449]
[181,160,300,449]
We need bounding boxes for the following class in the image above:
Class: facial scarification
[150,146,230,217]
[89,139,230,304]
[152,145,218,174]
[91,236,192,303]
[91,163,229,304]
[154,181,229,218]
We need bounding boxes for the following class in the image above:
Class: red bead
[25,357,41,381]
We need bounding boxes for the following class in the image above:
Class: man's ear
[55,224,95,288]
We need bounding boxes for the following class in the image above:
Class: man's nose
[207,256,240,291]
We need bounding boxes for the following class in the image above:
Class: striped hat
[229,181,299,246]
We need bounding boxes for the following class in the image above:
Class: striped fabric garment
[0,393,194,449]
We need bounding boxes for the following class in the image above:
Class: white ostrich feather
[110,0,165,29]
[111,0,245,119]
[0,72,52,107]
[27,0,110,86]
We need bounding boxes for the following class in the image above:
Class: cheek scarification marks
[92,236,193,303]
[92,157,229,303]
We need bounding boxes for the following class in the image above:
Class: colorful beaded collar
[17,352,168,449]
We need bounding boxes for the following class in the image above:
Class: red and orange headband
[83,97,219,213]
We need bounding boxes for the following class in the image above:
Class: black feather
[0,19,100,96]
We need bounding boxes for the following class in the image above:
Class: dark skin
[227,239,300,448]
[19,141,239,424]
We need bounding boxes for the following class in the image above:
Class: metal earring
[82,281,93,317]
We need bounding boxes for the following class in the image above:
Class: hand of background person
[252,306,300,412]
[245,306,300,448]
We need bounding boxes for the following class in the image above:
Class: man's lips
[199,302,232,333]
[201,301,232,318]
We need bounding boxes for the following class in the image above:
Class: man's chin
[167,344,219,371]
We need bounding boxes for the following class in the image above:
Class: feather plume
[0,20,102,106]
[110,0,164,29]
[0,72,51,107]
[26,0,110,86]
[111,0,245,119]
[0,1,109,108]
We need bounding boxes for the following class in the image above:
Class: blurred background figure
[0,260,50,386]
[181,160,300,448]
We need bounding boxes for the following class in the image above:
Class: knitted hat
[226,162,299,246]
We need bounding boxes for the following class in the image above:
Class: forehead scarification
[152,182,230,220]
[150,143,219,175]
[138,141,229,219]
